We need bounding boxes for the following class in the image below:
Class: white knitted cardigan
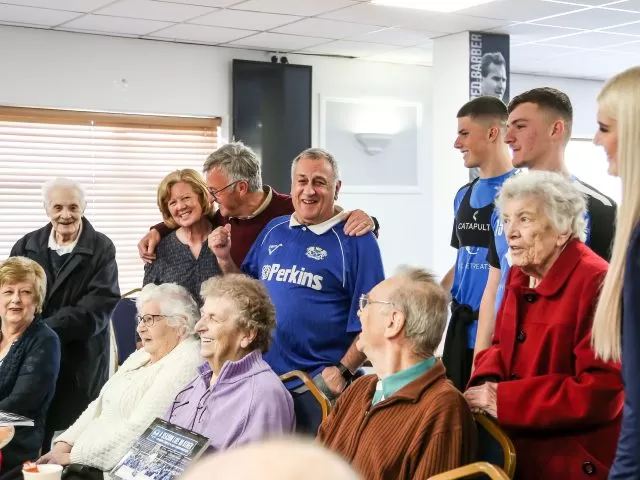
[55,336,202,471]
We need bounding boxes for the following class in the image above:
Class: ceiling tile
[459,0,587,22]
[537,30,636,47]
[300,39,401,57]
[362,46,433,65]
[348,27,435,46]
[532,6,640,29]
[598,38,640,50]
[272,18,382,39]
[57,14,172,35]
[489,22,585,44]
[0,0,115,12]
[599,19,640,33]
[510,42,583,62]
[229,0,359,17]
[600,0,640,11]
[146,22,255,43]
[95,0,214,22]
[321,3,508,32]
[153,0,241,6]
[226,31,330,50]
[0,4,81,26]
[319,3,420,27]
[189,8,300,29]
[541,0,614,5]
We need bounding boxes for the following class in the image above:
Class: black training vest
[453,178,494,250]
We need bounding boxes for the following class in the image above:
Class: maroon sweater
[154,187,294,267]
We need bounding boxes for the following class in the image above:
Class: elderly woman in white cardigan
[37,283,201,477]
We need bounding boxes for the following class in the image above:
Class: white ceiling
[2,0,640,80]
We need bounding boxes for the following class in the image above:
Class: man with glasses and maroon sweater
[138,142,377,268]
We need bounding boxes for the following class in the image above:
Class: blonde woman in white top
[37,283,202,474]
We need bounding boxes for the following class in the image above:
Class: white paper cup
[23,464,63,480]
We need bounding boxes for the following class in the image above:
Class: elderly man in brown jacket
[318,267,477,480]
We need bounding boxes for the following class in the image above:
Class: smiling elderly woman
[165,274,294,450]
[143,169,221,305]
[465,171,623,480]
[37,283,201,478]
[0,257,60,473]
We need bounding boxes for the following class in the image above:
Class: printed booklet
[110,418,209,480]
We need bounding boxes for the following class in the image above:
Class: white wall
[0,25,606,278]
[0,25,432,276]
[511,73,604,138]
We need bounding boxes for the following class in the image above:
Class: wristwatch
[337,362,354,382]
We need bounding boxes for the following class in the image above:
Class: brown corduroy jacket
[318,361,477,480]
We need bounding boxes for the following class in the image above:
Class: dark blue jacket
[0,318,60,472]
[610,224,640,479]
[11,217,120,432]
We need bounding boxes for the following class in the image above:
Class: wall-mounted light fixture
[354,133,393,156]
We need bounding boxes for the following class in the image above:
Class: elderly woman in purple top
[165,274,295,448]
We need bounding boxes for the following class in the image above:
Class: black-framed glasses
[207,180,240,200]
[135,314,168,328]
[358,294,393,312]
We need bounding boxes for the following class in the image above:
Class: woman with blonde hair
[592,65,640,478]
[143,169,221,304]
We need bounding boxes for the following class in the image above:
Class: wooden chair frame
[474,414,516,478]
[279,370,332,422]
[427,462,510,480]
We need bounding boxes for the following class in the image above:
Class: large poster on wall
[468,31,510,180]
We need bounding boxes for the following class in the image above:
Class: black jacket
[0,318,60,472]
[10,217,120,431]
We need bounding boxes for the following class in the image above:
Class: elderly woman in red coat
[465,171,623,480]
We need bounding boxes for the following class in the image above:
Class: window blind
[0,106,220,293]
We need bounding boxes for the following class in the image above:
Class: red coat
[470,240,623,480]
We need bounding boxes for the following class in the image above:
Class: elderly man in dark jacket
[10,177,120,451]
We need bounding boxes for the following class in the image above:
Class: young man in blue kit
[209,147,385,434]
[473,88,617,360]
[440,96,516,391]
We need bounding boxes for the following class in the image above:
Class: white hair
[496,171,587,241]
[42,177,87,210]
[136,283,199,338]
[291,148,341,183]
[388,266,450,357]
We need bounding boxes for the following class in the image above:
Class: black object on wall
[232,59,312,194]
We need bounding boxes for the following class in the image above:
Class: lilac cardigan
[164,350,295,450]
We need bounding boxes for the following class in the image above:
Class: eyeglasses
[358,294,394,312]
[136,314,169,328]
[207,181,240,200]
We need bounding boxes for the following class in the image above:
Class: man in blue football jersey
[210,147,385,434]
[440,96,516,391]
[473,88,616,361]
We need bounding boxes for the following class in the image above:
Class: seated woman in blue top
[143,169,221,305]
[164,274,295,450]
[592,66,640,479]
[0,257,60,472]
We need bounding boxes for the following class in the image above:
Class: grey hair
[42,177,87,210]
[136,283,199,338]
[202,142,263,192]
[496,171,587,241]
[200,274,276,353]
[387,266,450,357]
[291,148,341,183]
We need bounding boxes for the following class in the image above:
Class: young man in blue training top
[209,147,385,434]
[440,96,516,391]
[473,87,617,361]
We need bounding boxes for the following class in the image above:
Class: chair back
[111,288,141,367]
[427,462,510,480]
[279,370,332,432]
[474,414,516,479]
